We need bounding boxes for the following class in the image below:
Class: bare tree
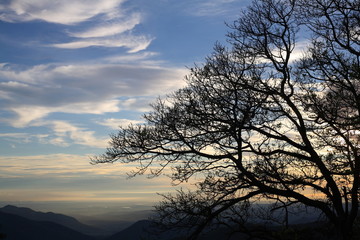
[93,0,360,239]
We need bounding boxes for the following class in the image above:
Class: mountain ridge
[0,205,336,240]
[0,205,106,236]
[0,211,97,240]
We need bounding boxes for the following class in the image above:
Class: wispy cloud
[52,34,153,53]
[0,153,177,202]
[0,122,108,148]
[104,52,160,64]
[0,0,153,52]
[69,13,142,38]
[0,133,48,144]
[36,120,109,148]
[0,62,187,104]
[97,118,144,130]
[0,154,94,177]
[0,0,125,25]
[5,101,121,128]
[187,0,245,17]
[290,40,310,63]
[0,61,187,147]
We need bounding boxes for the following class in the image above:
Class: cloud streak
[0,0,125,25]
[52,34,153,53]
[187,0,246,17]
[0,153,177,202]
[0,0,153,52]
[0,61,187,147]
[97,118,144,130]
[34,120,109,148]
[0,62,187,111]
[70,13,142,38]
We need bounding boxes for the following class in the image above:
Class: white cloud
[0,120,109,148]
[0,0,125,25]
[0,154,112,178]
[70,13,142,38]
[8,106,51,128]
[0,133,32,143]
[0,133,30,138]
[0,153,178,202]
[5,100,121,128]
[119,97,154,112]
[0,62,188,148]
[0,132,49,144]
[97,118,144,129]
[3,100,120,128]
[52,34,153,53]
[188,0,243,17]
[61,100,121,115]
[289,39,310,63]
[26,118,107,148]
[0,62,187,108]
[0,0,152,52]
[0,64,50,85]
[50,121,109,148]
[104,52,160,64]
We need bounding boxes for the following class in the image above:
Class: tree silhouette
[0,225,6,239]
[94,0,359,239]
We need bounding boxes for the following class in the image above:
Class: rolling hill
[0,205,105,236]
[0,211,96,240]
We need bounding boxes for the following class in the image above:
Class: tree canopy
[94,0,360,239]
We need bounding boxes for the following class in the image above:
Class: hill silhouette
[0,205,104,236]
[106,220,157,240]
[0,205,339,240]
[0,211,96,240]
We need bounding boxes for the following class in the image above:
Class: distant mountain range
[0,204,332,240]
[0,205,104,236]
[0,210,96,240]
[104,220,247,240]
[0,205,183,240]
[0,205,232,240]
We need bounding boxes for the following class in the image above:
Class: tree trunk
[337,218,353,240]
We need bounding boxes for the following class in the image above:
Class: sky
[0,0,254,211]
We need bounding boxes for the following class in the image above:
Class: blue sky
[0,0,252,206]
